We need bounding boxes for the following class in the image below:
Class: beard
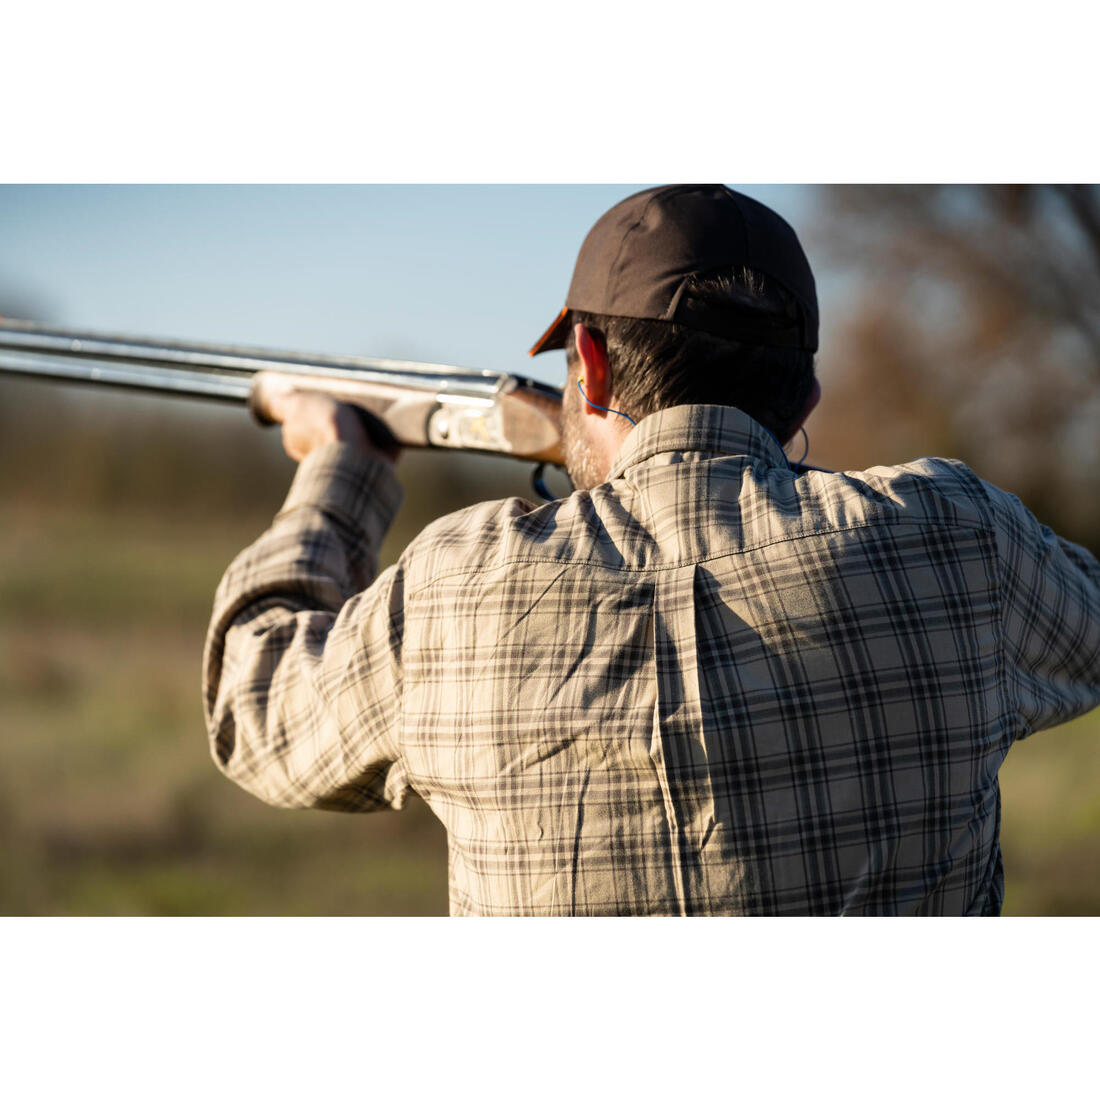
[561,387,605,492]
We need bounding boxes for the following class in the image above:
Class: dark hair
[565,266,816,441]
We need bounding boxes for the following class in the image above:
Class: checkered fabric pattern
[203,404,1100,915]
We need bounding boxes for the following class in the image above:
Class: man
[203,185,1100,915]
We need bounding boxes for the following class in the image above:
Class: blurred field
[0,502,453,915]
[0,378,1096,916]
[998,713,1100,915]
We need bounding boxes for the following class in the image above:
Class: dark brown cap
[529,184,818,356]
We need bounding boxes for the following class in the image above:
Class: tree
[809,185,1100,551]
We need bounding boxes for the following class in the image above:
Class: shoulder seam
[404,514,992,599]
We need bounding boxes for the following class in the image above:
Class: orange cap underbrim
[528,306,570,356]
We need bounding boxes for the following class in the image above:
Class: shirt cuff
[278,441,404,544]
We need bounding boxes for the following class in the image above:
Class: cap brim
[528,306,570,356]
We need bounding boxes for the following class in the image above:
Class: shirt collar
[606,404,790,480]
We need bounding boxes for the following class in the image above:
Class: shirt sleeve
[985,481,1100,737]
[202,441,411,812]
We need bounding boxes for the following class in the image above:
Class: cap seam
[605,190,664,307]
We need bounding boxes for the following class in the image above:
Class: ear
[573,323,612,410]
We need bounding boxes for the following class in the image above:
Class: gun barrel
[0,350,254,404]
[0,318,506,394]
[0,319,565,466]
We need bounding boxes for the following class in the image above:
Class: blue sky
[0,185,814,389]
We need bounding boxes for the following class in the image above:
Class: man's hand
[265,388,402,465]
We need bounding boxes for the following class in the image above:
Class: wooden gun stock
[248,370,564,466]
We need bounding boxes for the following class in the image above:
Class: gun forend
[249,370,564,466]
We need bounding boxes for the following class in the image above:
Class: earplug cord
[577,380,636,426]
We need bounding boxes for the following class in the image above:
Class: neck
[588,415,633,481]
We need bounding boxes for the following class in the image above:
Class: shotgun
[0,319,566,474]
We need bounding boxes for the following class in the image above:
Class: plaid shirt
[204,404,1100,915]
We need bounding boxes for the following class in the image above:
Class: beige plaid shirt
[204,404,1100,915]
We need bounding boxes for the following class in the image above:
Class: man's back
[206,403,1100,915]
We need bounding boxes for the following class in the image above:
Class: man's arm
[986,481,1100,737]
[202,392,411,811]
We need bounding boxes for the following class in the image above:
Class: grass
[0,502,451,916]
[0,493,1096,916]
[999,709,1100,915]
